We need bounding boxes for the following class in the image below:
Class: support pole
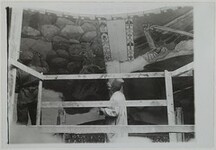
[176,107,185,142]
[8,8,23,143]
[57,108,66,141]
[36,79,43,125]
[8,9,23,124]
[165,70,177,142]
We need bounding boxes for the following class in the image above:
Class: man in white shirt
[99,78,127,142]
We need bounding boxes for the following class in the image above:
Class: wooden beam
[178,70,193,77]
[36,80,43,125]
[152,25,193,37]
[171,62,194,77]
[43,72,165,80]
[28,125,195,134]
[9,58,44,80]
[9,59,192,81]
[126,100,167,107]
[41,100,167,108]
[165,70,177,142]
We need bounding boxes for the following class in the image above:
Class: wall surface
[18,7,194,126]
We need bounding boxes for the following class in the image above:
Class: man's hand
[98,108,105,115]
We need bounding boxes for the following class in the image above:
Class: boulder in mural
[27,12,57,30]
[68,44,83,56]
[67,62,82,74]
[60,25,84,40]
[69,39,80,44]
[22,26,41,37]
[50,57,69,68]
[80,31,97,42]
[56,49,70,59]
[41,25,60,41]
[46,50,58,62]
[20,38,52,59]
[39,13,58,26]
[81,22,96,32]
[52,36,69,43]
[56,17,75,29]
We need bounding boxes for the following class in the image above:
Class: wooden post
[8,8,23,125]
[8,8,23,144]
[165,70,177,142]
[122,86,128,138]
[36,79,43,125]
[57,108,66,141]
[176,107,185,142]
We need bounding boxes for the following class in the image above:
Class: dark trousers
[17,101,37,125]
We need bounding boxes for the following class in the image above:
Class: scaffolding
[9,57,194,142]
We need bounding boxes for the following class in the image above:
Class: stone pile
[20,10,105,74]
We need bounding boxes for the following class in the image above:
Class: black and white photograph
[0,1,215,149]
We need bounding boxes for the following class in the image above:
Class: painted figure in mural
[99,78,127,143]
[16,50,49,125]
[106,24,193,74]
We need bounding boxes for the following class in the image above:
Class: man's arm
[99,107,119,117]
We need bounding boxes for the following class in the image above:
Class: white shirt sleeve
[101,107,119,117]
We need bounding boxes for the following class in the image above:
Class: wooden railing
[9,58,194,142]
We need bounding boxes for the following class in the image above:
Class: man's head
[109,78,124,93]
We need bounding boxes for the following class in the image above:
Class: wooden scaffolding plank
[171,62,194,77]
[10,58,44,80]
[165,70,177,142]
[41,100,167,108]
[10,59,193,81]
[43,72,165,80]
[27,125,194,134]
